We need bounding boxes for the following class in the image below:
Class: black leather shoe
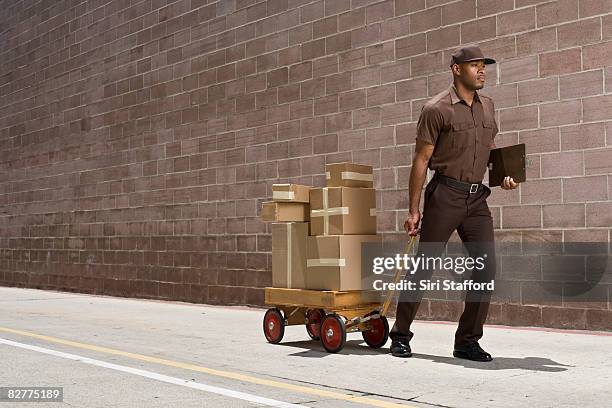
[390,339,412,358]
[453,342,493,362]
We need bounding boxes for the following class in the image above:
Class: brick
[483,84,517,109]
[579,0,612,18]
[497,7,536,36]
[339,9,365,31]
[290,61,312,82]
[541,151,584,177]
[366,126,394,148]
[502,205,541,229]
[382,15,411,41]
[313,16,337,39]
[366,84,395,107]
[410,51,445,76]
[351,24,382,48]
[353,107,381,129]
[460,16,496,44]
[499,55,539,84]
[326,72,351,94]
[536,0,578,27]
[560,70,603,100]
[326,32,351,54]
[300,1,323,23]
[366,1,393,24]
[338,129,366,151]
[352,66,380,88]
[313,133,338,154]
[542,307,587,330]
[339,89,367,111]
[477,36,517,63]
[561,123,606,151]
[563,176,608,203]
[499,106,538,131]
[426,25,460,52]
[518,128,560,154]
[540,100,582,127]
[501,304,542,327]
[314,94,338,115]
[520,179,562,204]
[476,0,513,17]
[557,17,601,49]
[517,77,558,105]
[324,0,350,16]
[410,7,441,34]
[516,27,557,57]
[325,112,352,132]
[583,94,612,122]
[395,0,424,16]
[584,148,612,175]
[441,0,475,25]
[396,77,428,101]
[540,48,582,77]
[543,204,585,228]
[583,41,612,70]
[586,202,612,227]
[366,42,395,65]
[395,33,426,59]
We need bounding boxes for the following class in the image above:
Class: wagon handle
[381,235,417,317]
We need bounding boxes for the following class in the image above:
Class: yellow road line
[0,326,416,408]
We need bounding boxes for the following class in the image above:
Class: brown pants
[390,173,496,348]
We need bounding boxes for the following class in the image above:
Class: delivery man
[389,45,519,361]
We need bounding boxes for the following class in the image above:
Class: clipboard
[487,143,526,187]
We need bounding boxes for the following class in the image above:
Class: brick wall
[0,0,611,330]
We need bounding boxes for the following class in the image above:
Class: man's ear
[452,64,460,76]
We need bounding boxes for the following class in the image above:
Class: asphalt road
[1,286,611,408]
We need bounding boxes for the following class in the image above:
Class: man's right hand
[403,211,422,236]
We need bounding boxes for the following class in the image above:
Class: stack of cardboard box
[261,163,380,291]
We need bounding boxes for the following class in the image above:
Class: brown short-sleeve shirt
[416,85,498,183]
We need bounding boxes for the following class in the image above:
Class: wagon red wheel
[362,311,389,348]
[263,308,285,344]
[305,309,325,340]
[320,314,346,353]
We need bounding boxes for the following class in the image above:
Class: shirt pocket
[451,121,475,147]
[481,120,496,146]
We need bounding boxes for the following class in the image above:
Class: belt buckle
[469,184,479,194]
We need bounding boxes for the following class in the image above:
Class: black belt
[436,174,483,194]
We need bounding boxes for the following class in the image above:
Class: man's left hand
[501,176,518,190]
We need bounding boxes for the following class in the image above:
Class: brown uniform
[390,84,499,348]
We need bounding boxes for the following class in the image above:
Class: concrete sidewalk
[0,286,610,408]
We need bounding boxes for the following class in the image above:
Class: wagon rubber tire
[320,314,346,353]
[305,309,325,340]
[263,308,285,344]
[361,311,389,349]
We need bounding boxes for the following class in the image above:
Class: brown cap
[450,45,496,66]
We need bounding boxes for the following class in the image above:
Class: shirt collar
[450,84,480,105]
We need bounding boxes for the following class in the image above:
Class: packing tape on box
[325,171,373,182]
[341,171,373,182]
[307,258,346,267]
[309,188,351,235]
[273,191,295,200]
[286,223,292,288]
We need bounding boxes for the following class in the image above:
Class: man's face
[454,60,486,90]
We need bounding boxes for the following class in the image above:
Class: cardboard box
[272,183,310,203]
[272,223,308,289]
[262,201,310,222]
[306,234,382,291]
[309,187,376,235]
[326,162,373,188]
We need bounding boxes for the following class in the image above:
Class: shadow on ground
[278,340,572,372]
